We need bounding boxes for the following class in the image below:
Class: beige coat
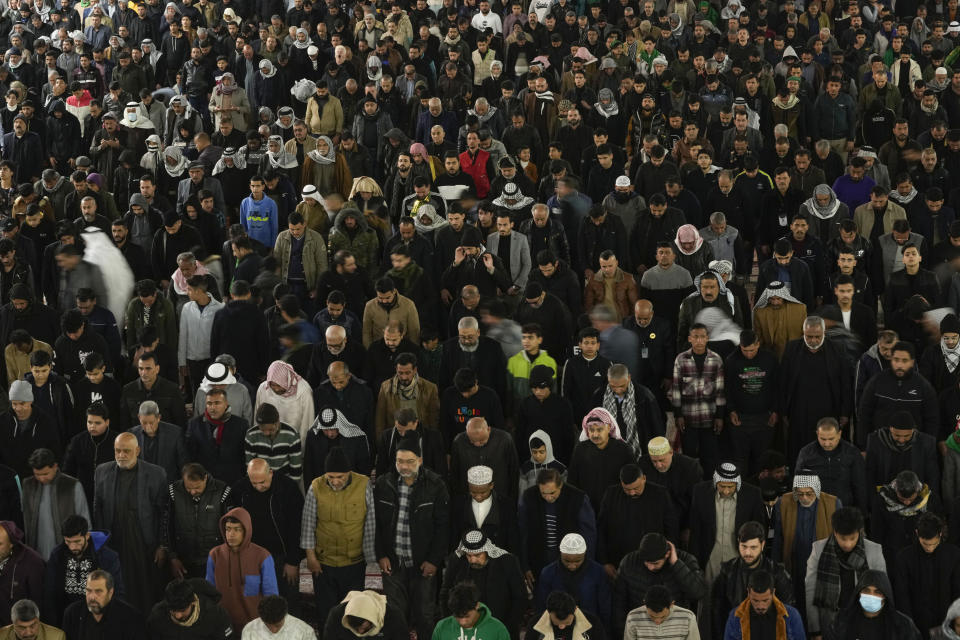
[209,87,251,131]
[361,294,420,347]
[853,200,907,239]
[273,228,329,290]
[304,94,345,137]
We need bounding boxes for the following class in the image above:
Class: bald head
[247,458,274,492]
[466,417,490,447]
[326,325,346,342]
[114,432,139,468]
[634,299,653,325]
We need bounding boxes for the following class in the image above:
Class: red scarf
[205,410,227,445]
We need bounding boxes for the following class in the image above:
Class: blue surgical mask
[859,593,883,613]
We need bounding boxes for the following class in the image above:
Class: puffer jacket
[45,101,82,162]
[327,205,380,275]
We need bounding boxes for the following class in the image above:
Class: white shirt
[471,10,502,32]
[472,496,493,527]
[841,309,852,330]
[242,615,317,639]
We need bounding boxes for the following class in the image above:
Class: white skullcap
[559,533,587,554]
[615,175,630,188]
[647,436,672,456]
[467,465,494,485]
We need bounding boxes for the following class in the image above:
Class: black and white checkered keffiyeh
[793,472,821,499]
[455,530,506,558]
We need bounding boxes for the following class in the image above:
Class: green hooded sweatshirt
[431,603,511,640]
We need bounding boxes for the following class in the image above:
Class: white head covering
[713,461,742,492]
[467,465,494,485]
[754,280,802,309]
[313,407,367,438]
[559,533,588,554]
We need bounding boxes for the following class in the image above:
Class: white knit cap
[467,465,494,485]
[559,533,587,554]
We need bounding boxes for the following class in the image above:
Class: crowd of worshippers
[22,0,960,637]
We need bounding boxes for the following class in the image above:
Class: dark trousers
[274,557,302,617]
[382,564,437,640]
[729,414,775,477]
[682,425,719,478]
[187,358,211,398]
[314,562,365,636]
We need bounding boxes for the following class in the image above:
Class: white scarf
[942,336,960,373]
[307,136,335,164]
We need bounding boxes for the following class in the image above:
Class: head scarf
[754,280,803,309]
[940,598,960,640]
[409,142,430,164]
[213,147,247,174]
[308,135,336,164]
[578,407,624,441]
[708,259,733,279]
[162,146,189,177]
[313,406,367,437]
[266,135,298,169]
[266,360,302,398]
[259,59,276,78]
[214,72,239,95]
[943,336,960,373]
[805,184,841,219]
[455,530,506,558]
[674,224,703,255]
[793,471,822,499]
[713,461,742,491]
[293,27,312,49]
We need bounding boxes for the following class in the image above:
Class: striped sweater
[623,605,700,640]
[243,422,304,486]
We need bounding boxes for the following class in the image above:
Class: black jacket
[0,299,59,351]
[146,578,233,640]
[865,429,939,491]
[893,539,960,634]
[857,368,940,448]
[756,256,816,310]
[711,556,795,640]
[0,408,61,479]
[185,413,249,485]
[449,490,521,553]
[611,547,707,636]
[373,468,450,568]
[438,337,507,400]
[229,472,304,567]
[62,596,145,640]
[818,302,878,354]
[597,481,678,566]
[440,552,527,639]
[688,481,766,569]
[515,393,578,466]
[118,376,188,430]
[527,259,582,316]
[795,439,868,512]
[514,292,574,365]
[303,427,372,483]
[314,377,376,445]
[560,353,612,424]
[210,301,270,384]
[883,268,941,316]
[825,569,921,640]
[63,429,120,506]
[43,531,123,626]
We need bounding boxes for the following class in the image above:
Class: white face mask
[125,111,137,122]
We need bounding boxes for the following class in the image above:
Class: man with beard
[316,251,375,319]
[858,342,939,448]
[557,108,593,169]
[439,317,506,400]
[373,438,449,640]
[779,316,853,461]
[864,411,939,492]
[43,514,123,627]
[712,521,794,640]
[753,281,807,359]
[441,236,511,299]
[631,195,686,276]
[307,324,366,387]
[110,219,150,281]
[162,463,231,580]
[449,465,520,555]
[676,271,742,353]
[92,432,167,616]
[61,570,143,639]
[533,533,610,631]
[440,531,526,640]
[772,472,838,620]
[597,464,678,579]
[145,577,234,640]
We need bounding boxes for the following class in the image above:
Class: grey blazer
[805,536,886,635]
[485,230,531,289]
[93,459,167,549]
[130,421,189,483]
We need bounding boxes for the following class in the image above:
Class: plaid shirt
[670,348,725,428]
[299,475,377,565]
[395,478,415,568]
